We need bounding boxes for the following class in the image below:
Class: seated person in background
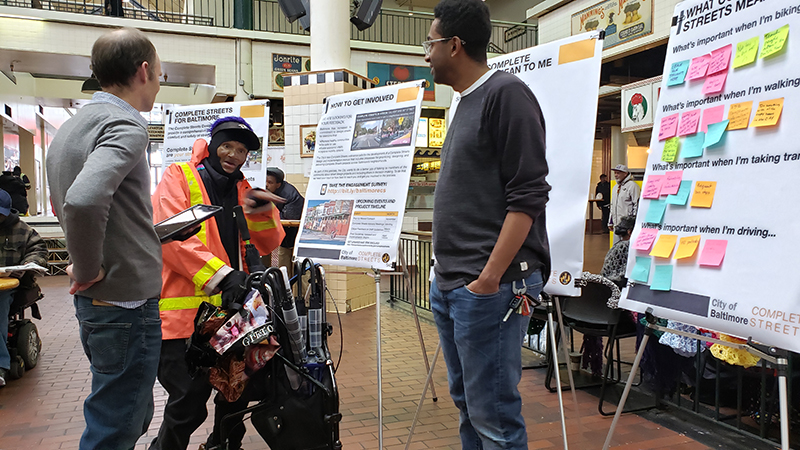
[266,167,305,274]
[0,189,47,386]
[601,215,636,288]
[0,170,29,215]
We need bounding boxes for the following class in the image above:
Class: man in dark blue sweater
[266,167,304,273]
[425,1,551,448]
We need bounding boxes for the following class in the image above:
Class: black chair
[545,274,652,416]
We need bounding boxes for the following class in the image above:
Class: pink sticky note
[707,44,733,75]
[633,228,660,251]
[658,113,680,141]
[678,109,702,136]
[699,239,728,267]
[661,170,684,195]
[701,105,725,133]
[686,54,711,80]
[642,175,665,199]
[702,72,728,95]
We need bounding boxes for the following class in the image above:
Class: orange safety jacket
[152,139,285,340]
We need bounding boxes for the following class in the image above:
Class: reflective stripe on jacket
[152,138,285,340]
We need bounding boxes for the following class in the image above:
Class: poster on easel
[619,0,800,353]
[487,31,604,296]
[294,81,425,269]
[162,100,270,188]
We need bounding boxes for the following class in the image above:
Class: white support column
[235,38,253,101]
[309,0,351,71]
[610,126,627,168]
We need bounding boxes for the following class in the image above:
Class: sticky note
[678,109,702,136]
[658,113,680,141]
[666,180,693,205]
[727,101,753,130]
[661,170,684,195]
[650,265,673,291]
[681,133,705,159]
[760,24,789,59]
[751,98,784,127]
[707,44,732,75]
[686,54,711,80]
[703,120,729,148]
[642,175,665,199]
[699,239,728,267]
[667,60,691,86]
[702,72,727,95]
[650,234,678,258]
[675,235,701,259]
[645,199,668,224]
[690,181,717,208]
[633,228,659,251]
[701,105,725,133]
[733,36,760,68]
[631,257,651,283]
[662,137,680,162]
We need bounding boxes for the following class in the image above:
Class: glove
[218,270,248,310]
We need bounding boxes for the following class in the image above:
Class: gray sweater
[47,100,162,302]
[433,71,551,291]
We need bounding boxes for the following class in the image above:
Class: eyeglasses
[422,36,465,56]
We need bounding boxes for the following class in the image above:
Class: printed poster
[294,82,425,269]
[367,62,435,101]
[273,54,311,91]
[571,0,652,49]
[619,0,800,353]
[162,100,270,189]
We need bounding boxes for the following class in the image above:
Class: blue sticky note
[631,256,651,283]
[703,120,729,148]
[667,60,691,86]
[681,132,705,158]
[666,180,693,205]
[650,265,673,291]
[645,199,668,224]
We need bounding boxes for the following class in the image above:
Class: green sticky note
[650,265,673,291]
[681,132,705,158]
[631,257,651,283]
[761,24,789,59]
[733,36,760,68]
[666,180,692,205]
[703,120,729,148]
[645,199,668,224]
[662,137,680,162]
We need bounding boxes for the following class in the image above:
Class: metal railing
[389,234,432,311]
[3,0,536,53]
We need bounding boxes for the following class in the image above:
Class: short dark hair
[267,167,285,184]
[91,28,157,88]
[600,174,607,179]
[433,0,491,63]
[615,216,636,237]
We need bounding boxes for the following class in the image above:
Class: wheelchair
[5,277,43,380]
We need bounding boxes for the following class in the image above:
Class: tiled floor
[0,267,713,450]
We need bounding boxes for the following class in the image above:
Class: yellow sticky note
[239,104,265,118]
[675,235,701,259]
[558,39,596,65]
[662,137,680,162]
[733,36,760,68]
[650,234,678,259]
[761,24,789,59]
[690,181,717,208]
[751,98,784,127]
[727,101,753,130]
[396,87,420,102]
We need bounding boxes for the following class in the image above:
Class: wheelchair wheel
[9,355,24,380]
[17,322,41,369]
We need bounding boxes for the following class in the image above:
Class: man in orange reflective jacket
[149,117,285,450]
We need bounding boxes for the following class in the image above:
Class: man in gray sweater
[425,1,550,448]
[47,28,164,450]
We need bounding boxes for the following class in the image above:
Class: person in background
[0,169,28,215]
[266,167,304,274]
[595,173,610,233]
[150,116,285,450]
[46,27,164,450]
[608,164,640,242]
[13,166,30,192]
[424,0,550,447]
[0,189,47,387]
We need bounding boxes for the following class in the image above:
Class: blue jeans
[431,271,543,450]
[75,296,161,450]
[0,290,13,370]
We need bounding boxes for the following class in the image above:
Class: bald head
[91,27,157,88]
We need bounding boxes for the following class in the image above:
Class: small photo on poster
[299,199,355,246]
[351,106,416,150]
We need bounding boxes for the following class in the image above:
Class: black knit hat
[210,117,260,151]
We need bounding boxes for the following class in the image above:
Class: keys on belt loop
[503,279,528,322]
